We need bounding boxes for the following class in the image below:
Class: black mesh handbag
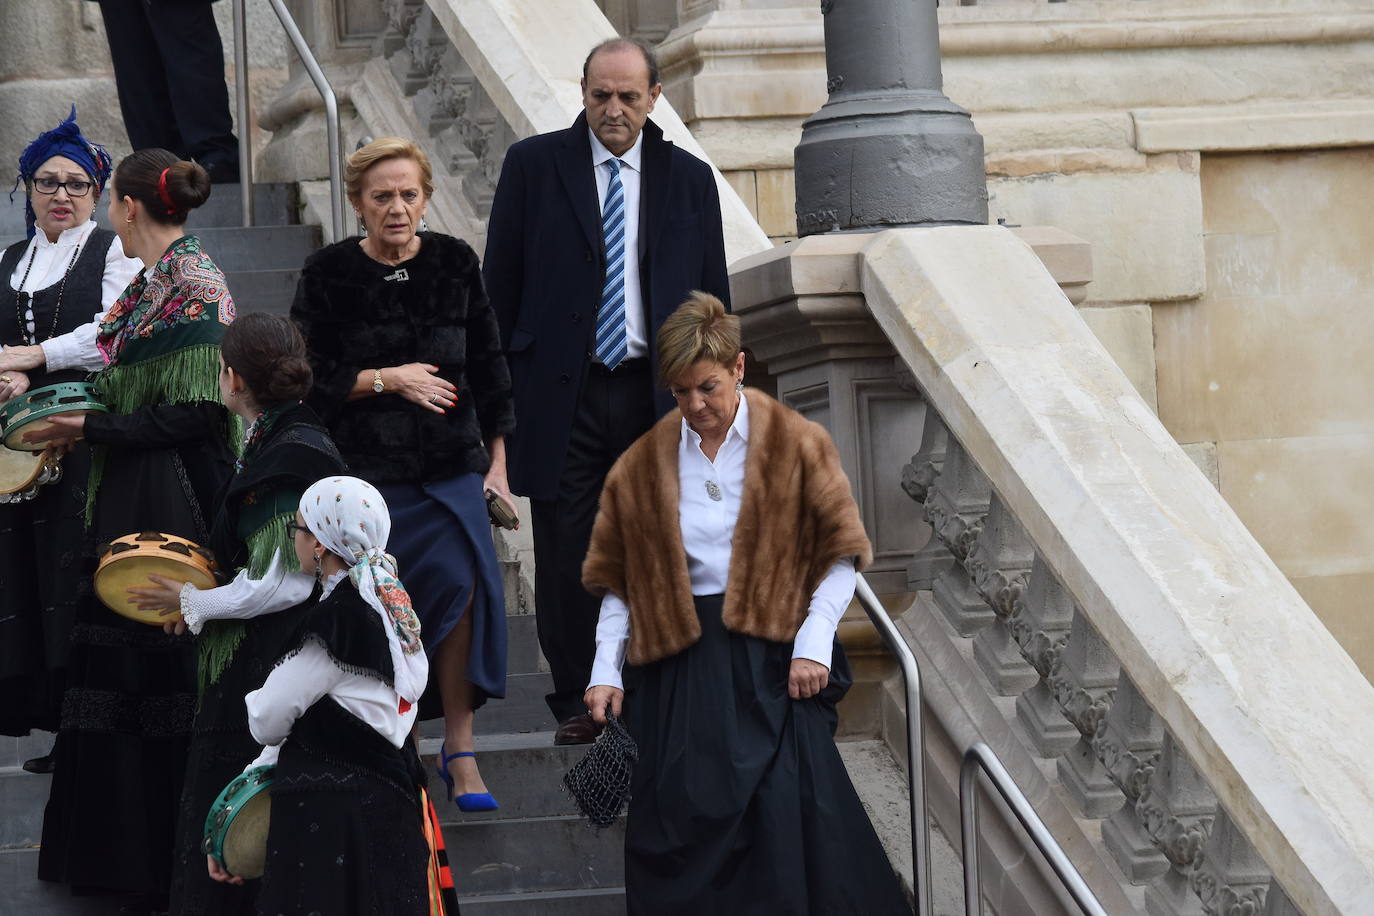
[562,714,638,828]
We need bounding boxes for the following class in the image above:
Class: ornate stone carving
[967,496,1037,695]
[1189,811,1271,916]
[1050,610,1122,818]
[1093,673,1169,883]
[1013,555,1076,758]
[900,407,947,506]
[921,436,989,565]
[1139,733,1217,916]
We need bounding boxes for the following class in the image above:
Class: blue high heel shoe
[437,745,499,812]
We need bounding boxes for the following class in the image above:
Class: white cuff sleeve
[181,550,315,635]
[246,743,281,771]
[791,557,857,670]
[587,592,630,692]
[39,320,104,372]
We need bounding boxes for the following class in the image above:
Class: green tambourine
[0,381,107,451]
[203,764,274,880]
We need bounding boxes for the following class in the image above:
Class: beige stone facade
[659,0,1374,678]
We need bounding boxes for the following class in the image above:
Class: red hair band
[156,167,178,216]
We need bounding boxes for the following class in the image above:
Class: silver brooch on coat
[704,480,723,502]
[383,268,409,282]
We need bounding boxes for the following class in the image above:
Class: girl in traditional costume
[0,108,141,765]
[220,475,431,915]
[30,148,237,915]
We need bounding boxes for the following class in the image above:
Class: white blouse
[3,220,142,371]
[588,395,858,691]
[244,571,418,770]
[178,548,316,635]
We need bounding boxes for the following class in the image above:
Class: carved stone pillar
[1093,673,1169,883]
[902,408,955,591]
[966,495,1036,695]
[1190,810,1271,916]
[1139,733,1217,916]
[924,437,994,634]
[1050,609,1122,818]
[1012,554,1076,758]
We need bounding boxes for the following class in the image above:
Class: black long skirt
[624,594,912,916]
[257,699,430,916]
[0,448,90,736]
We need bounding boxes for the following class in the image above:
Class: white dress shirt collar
[588,128,644,174]
[680,390,749,453]
[31,219,97,250]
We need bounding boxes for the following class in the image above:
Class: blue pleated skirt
[376,473,507,712]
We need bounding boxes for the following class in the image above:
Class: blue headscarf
[9,106,114,239]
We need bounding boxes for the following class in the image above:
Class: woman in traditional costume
[582,293,912,915]
[0,108,141,768]
[222,475,431,915]
[127,312,346,915]
[291,137,515,811]
[29,148,237,915]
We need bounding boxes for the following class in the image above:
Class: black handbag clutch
[562,714,638,828]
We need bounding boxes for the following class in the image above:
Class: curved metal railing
[230,0,345,238]
[853,574,933,916]
[959,742,1108,916]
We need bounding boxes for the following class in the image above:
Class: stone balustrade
[733,225,1374,915]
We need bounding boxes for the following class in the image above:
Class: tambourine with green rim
[0,381,106,451]
[203,765,274,880]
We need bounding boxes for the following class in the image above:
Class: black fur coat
[291,232,515,485]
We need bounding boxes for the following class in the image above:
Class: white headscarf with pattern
[299,476,428,704]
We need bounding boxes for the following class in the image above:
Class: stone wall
[660,0,1374,678]
[0,0,289,173]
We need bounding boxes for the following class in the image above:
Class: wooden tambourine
[0,381,107,451]
[94,531,219,625]
[0,447,59,503]
[203,765,274,880]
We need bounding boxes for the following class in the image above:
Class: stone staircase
[0,181,314,317]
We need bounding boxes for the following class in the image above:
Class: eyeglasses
[286,521,308,538]
[31,178,94,197]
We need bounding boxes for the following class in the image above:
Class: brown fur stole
[583,388,873,666]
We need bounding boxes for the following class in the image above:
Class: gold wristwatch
[372,369,385,394]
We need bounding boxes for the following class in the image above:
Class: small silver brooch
[383,268,410,282]
[704,480,723,502]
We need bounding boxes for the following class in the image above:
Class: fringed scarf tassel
[197,510,300,696]
[85,343,242,524]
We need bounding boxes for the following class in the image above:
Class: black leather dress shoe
[21,753,54,774]
[554,713,601,746]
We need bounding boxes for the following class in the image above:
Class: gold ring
[0,376,11,383]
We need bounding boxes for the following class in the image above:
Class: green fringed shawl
[85,319,241,523]
[197,506,301,694]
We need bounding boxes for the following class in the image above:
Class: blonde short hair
[345,137,434,204]
[656,292,741,386]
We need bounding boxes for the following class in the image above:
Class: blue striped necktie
[594,158,628,368]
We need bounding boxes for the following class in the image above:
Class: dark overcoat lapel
[554,115,601,255]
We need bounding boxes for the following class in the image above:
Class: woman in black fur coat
[290,137,515,812]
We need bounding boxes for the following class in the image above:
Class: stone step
[443,814,624,898]
[195,224,321,273]
[1,731,54,771]
[506,612,542,677]
[457,886,626,915]
[0,769,48,850]
[0,849,125,915]
[418,671,557,739]
[224,268,299,316]
[418,731,589,822]
[186,183,300,229]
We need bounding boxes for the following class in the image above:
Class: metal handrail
[959,742,1108,916]
[853,574,932,916]
[230,0,346,239]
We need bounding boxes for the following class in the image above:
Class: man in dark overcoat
[484,37,731,744]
